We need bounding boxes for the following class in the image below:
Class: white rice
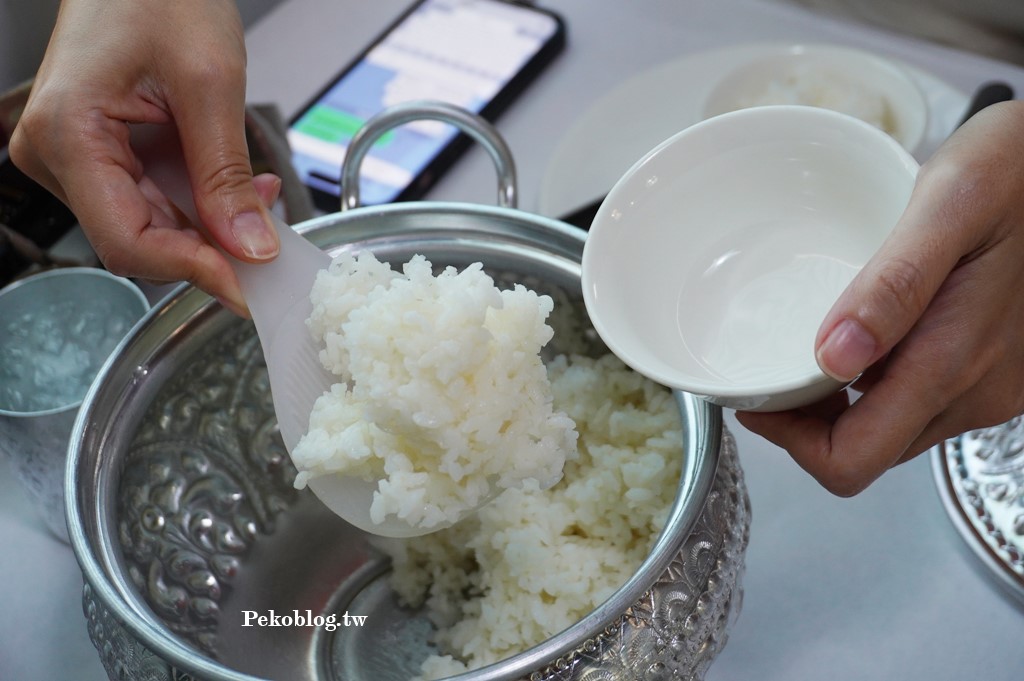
[740,70,896,135]
[290,251,578,531]
[379,353,684,678]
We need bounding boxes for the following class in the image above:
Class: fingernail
[232,211,279,260]
[817,319,876,382]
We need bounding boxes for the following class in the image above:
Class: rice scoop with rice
[290,251,579,530]
[290,250,686,677]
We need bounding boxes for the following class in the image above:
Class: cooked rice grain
[382,353,683,678]
[291,252,578,530]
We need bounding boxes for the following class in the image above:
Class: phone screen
[287,0,564,209]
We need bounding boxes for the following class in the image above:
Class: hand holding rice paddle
[132,125,576,537]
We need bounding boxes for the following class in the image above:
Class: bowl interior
[70,206,721,681]
[702,44,928,153]
[0,267,149,415]
[582,106,918,407]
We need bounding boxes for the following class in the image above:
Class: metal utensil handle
[339,100,518,211]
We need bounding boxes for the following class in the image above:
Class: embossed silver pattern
[83,583,196,681]
[524,430,748,681]
[68,196,750,681]
[96,318,748,681]
[117,324,299,656]
[932,415,1024,605]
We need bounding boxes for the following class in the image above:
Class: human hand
[8,0,279,316]
[736,100,1024,496]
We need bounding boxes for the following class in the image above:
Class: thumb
[175,97,280,263]
[815,173,968,382]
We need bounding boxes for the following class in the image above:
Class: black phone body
[288,0,566,211]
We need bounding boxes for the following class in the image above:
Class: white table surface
[2,0,1023,679]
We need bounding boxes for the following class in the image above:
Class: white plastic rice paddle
[230,216,332,466]
[232,216,443,538]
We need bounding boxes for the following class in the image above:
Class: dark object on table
[558,194,604,230]
[0,152,79,286]
[958,81,1014,126]
[1,78,80,286]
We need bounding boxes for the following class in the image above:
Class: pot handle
[339,100,517,211]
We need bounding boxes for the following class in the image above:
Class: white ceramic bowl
[581,105,919,412]
[702,43,928,154]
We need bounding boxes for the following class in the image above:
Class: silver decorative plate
[931,416,1024,605]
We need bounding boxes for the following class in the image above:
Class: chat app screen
[288,0,559,206]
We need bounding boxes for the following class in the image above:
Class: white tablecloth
[2,0,1022,678]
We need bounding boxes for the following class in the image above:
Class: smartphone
[287,0,566,211]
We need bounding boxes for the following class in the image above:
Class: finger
[54,129,250,316]
[14,103,247,309]
[737,388,851,438]
[733,390,843,460]
[800,294,984,494]
[122,173,282,318]
[734,407,835,473]
[736,404,896,497]
[739,353,943,497]
[169,68,279,263]
[819,236,1024,490]
[848,359,887,394]
[814,170,979,383]
[898,357,1024,465]
[252,173,283,208]
[139,175,261,316]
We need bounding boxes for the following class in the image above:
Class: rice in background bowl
[702,43,928,153]
[66,203,750,681]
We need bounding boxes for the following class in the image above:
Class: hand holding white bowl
[581,105,919,412]
[737,100,1024,496]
